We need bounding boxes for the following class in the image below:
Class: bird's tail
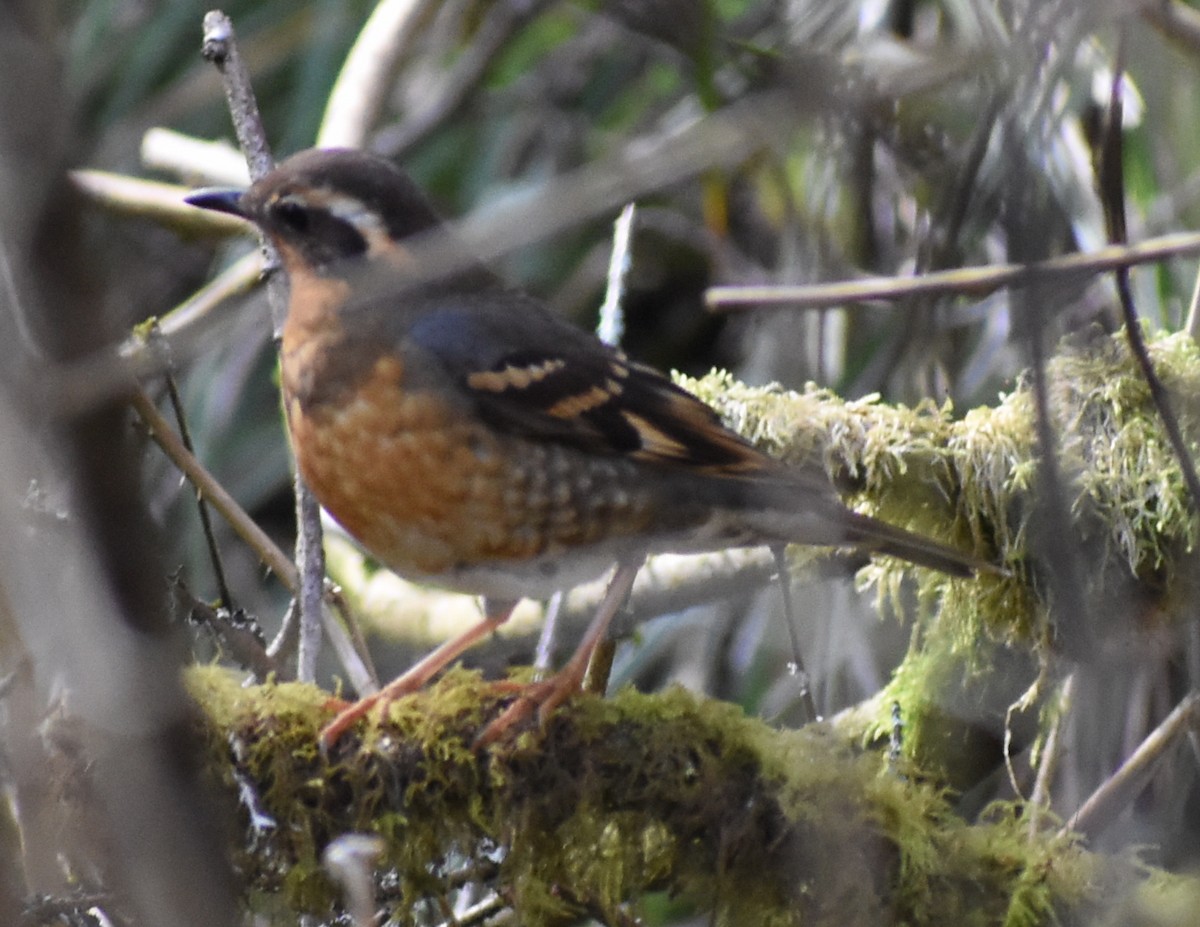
[837,508,1000,577]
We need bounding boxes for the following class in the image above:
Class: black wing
[406,291,780,477]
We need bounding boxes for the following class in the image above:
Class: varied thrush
[186,148,988,747]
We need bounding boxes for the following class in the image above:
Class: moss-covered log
[189,666,1199,926]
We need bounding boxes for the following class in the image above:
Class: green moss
[680,329,1200,647]
[683,329,1200,787]
[185,666,1199,925]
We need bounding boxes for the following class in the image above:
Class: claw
[474,677,569,747]
[317,599,517,752]
[474,560,642,747]
[319,693,387,753]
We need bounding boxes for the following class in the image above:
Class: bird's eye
[272,198,311,233]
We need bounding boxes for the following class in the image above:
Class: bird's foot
[319,600,519,753]
[318,677,424,753]
[475,671,582,748]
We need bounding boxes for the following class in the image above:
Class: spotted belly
[284,357,673,599]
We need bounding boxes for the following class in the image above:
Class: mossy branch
[189,665,1200,926]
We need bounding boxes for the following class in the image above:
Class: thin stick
[705,231,1200,311]
[1141,0,1200,58]
[293,490,326,683]
[577,201,638,693]
[533,591,564,673]
[430,892,507,927]
[155,336,235,611]
[772,546,817,724]
[45,251,262,419]
[200,11,275,199]
[140,128,249,186]
[1026,673,1074,838]
[597,203,636,348]
[372,0,557,157]
[200,10,327,683]
[369,0,556,157]
[173,576,276,681]
[1185,260,1200,340]
[1097,39,1200,514]
[403,92,792,285]
[1062,690,1200,839]
[130,388,298,588]
[70,169,248,234]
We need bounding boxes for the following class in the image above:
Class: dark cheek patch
[304,214,368,265]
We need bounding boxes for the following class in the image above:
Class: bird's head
[185,148,443,274]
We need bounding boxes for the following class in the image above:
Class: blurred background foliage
[31,0,1200,919]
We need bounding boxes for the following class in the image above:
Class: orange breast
[284,353,664,584]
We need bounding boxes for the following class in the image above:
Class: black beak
[185,187,247,217]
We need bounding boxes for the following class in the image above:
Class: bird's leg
[476,558,643,746]
[319,597,517,751]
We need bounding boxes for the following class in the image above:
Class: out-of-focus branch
[1064,690,1200,840]
[317,0,438,149]
[140,128,250,186]
[70,169,248,234]
[1141,0,1200,58]
[706,231,1200,312]
[371,0,559,157]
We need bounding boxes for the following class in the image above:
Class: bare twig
[153,249,262,339]
[200,11,275,191]
[568,202,637,692]
[70,169,248,234]
[293,490,326,683]
[1063,690,1200,840]
[705,231,1200,312]
[342,546,782,664]
[140,128,250,186]
[1141,0,1200,59]
[398,92,793,286]
[597,202,636,347]
[43,251,263,417]
[323,834,385,927]
[317,0,438,149]
[1098,37,1200,513]
[428,893,508,927]
[130,388,298,587]
[1027,673,1075,838]
[1186,260,1200,339]
[200,9,327,683]
[172,575,277,681]
[532,591,564,673]
[542,202,643,691]
[148,326,235,611]
[771,546,816,724]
